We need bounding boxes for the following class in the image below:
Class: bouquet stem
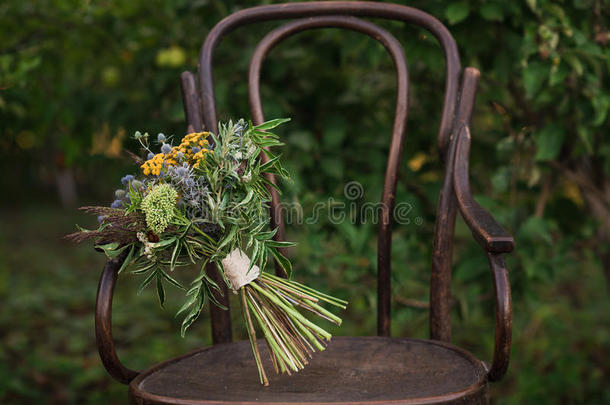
[240,272,347,384]
[240,288,269,386]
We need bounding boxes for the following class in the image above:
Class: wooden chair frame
[94,2,514,401]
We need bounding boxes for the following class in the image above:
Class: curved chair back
[96,2,514,386]
[180,2,472,344]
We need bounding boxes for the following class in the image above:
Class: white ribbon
[221,248,261,293]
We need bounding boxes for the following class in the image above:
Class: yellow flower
[140,153,165,176]
[193,149,209,162]
[139,132,211,176]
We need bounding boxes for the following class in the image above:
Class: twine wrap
[221,248,261,292]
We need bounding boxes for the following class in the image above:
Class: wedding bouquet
[67,119,346,385]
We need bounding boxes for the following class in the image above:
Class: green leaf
[480,3,504,21]
[518,216,553,245]
[259,153,283,173]
[522,61,548,99]
[577,126,594,154]
[176,292,199,317]
[233,189,254,210]
[201,272,222,294]
[491,167,512,194]
[156,277,166,307]
[592,94,610,126]
[96,242,123,258]
[257,138,284,148]
[118,244,135,274]
[259,243,268,269]
[160,269,185,290]
[250,240,260,273]
[526,0,537,13]
[214,261,232,289]
[265,240,297,248]
[137,269,157,295]
[131,261,156,274]
[564,54,583,76]
[253,118,290,131]
[256,228,278,241]
[170,239,181,271]
[149,237,177,249]
[217,225,238,251]
[549,63,569,86]
[269,247,292,278]
[204,282,228,310]
[534,124,565,161]
[180,292,204,337]
[261,176,282,193]
[445,1,470,25]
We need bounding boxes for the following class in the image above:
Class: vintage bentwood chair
[95,2,514,404]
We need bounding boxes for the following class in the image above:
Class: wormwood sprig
[67,118,347,384]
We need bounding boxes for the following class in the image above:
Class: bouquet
[67,119,347,385]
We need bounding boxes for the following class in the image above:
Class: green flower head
[141,183,178,235]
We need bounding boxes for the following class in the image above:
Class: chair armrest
[485,252,512,382]
[450,123,513,381]
[452,125,514,253]
[95,252,139,384]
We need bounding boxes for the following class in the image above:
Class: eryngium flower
[141,184,178,235]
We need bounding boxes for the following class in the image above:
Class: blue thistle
[121,174,134,186]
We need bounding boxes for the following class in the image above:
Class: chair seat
[129,336,488,404]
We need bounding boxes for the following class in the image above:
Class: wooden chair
[95,2,514,404]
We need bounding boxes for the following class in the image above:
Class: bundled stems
[240,288,269,386]
[241,272,347,382]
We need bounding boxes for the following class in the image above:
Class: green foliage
[1,0,609,403]
[445,2,470,25]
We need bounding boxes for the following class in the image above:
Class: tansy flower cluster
[140,132,212,176]
[141,153,167,176]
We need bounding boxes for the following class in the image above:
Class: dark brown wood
[95,251,139,384]
[453,124,514,253]
[429,68,481,342]
[204,262,232,344]
[247,15,410,337]
[180,72,204,134]
[129,337,488,405]
[180,71,233,344]
[429,159,458,342]
[487,253,512,382]
[449,103,513,381]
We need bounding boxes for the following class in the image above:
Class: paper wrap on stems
[221,248,261,292]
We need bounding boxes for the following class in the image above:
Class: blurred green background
[1,0,609,403]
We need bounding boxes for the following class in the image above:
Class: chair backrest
[180,1,478,345]
[95,1,514,387]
